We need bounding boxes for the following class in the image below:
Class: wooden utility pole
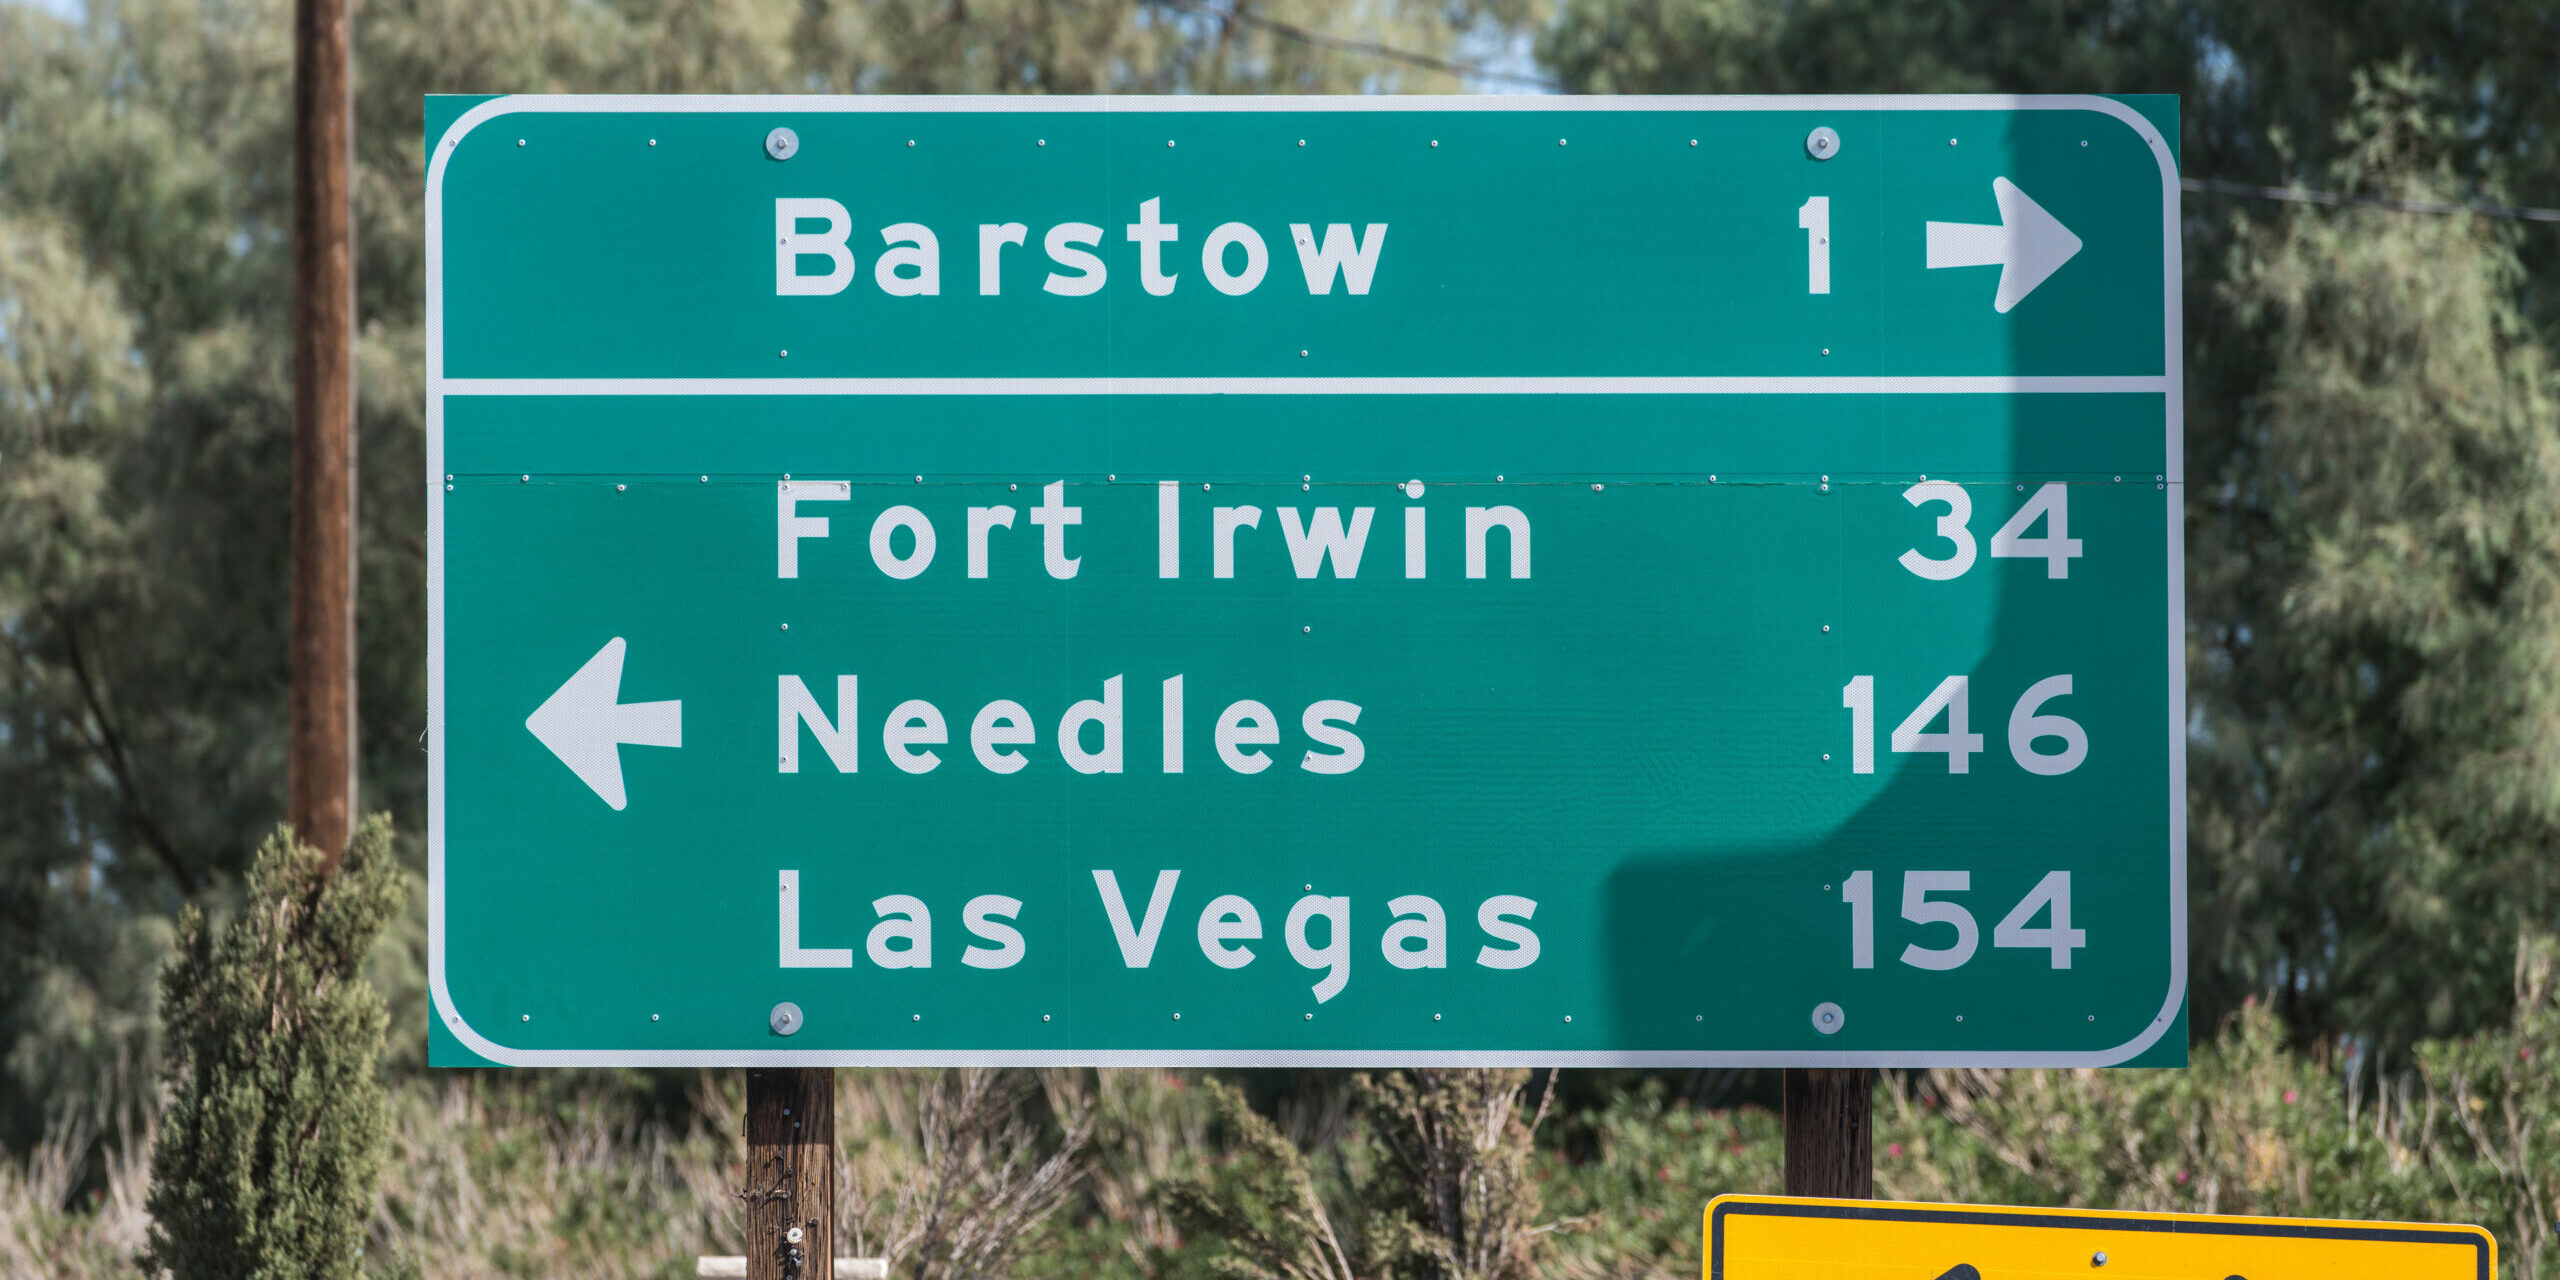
[288,0,356,860]
[1782,1068,1873,1198]
[745,1069,836,1280]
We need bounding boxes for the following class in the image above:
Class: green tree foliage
[2194,72,2560,1045]
[144,816,402,1280]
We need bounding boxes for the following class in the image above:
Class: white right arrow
[524,637,681,811]
[1926,176,2083,313]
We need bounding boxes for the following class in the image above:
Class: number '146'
[1840,675,2087,775]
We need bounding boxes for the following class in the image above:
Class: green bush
[144,819,403,1280]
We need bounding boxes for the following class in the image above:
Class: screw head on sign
[2091,1253,2107,1267]
[1811,1002,1845,1035]
[1805,127,1840,160]
[766,127,798,160]
[770,1002,803,1036]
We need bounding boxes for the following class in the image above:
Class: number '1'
[1798,196,1831,294]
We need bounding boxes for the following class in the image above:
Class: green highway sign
[427,94,2184,1067]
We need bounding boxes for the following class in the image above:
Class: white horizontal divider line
[438,374,2169,396]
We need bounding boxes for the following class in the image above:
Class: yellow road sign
[1707,1195,2494,1279]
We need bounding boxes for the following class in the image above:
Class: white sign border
[425,93,2184,1068]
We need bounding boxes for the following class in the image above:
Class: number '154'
[1841,869,2086,970]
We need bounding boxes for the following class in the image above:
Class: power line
[1148,0,1565,90]
[2181,176,2560,224]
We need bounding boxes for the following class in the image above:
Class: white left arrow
[1925,176,2084,313]
[524,637,681,811]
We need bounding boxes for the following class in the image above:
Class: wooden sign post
[744,1069,835,1280]
[1782,1069,1872,1199]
